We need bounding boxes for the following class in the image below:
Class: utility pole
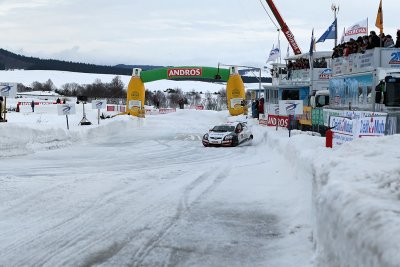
[331,3,339,47]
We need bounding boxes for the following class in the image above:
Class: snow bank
[259,126,400,267]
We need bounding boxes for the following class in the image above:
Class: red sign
[263,114,289,128]
[167,68,202,77]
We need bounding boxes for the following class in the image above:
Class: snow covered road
[0,110,313,266]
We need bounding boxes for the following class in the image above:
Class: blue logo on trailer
[389,52,400,64]
[319,68,332,79]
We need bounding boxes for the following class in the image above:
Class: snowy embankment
[263,129,400,267]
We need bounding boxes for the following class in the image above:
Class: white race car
[202,121,253,147]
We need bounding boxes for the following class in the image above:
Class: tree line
[16,76,243,110]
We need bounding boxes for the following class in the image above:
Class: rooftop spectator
[369,31,381,48]
[384,34,394,47]
[395,30,400,48]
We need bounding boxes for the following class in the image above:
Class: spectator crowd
[332,30,400,58]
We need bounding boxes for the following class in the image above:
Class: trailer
[259,51,332,131]
[326,47,400,134]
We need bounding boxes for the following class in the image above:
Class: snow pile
[261,127,400,267]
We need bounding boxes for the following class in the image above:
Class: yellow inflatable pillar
[126,68,145,116]
[226,66,245,116]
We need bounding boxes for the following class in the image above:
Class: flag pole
[331,4,339,47]
[277,29,281,63]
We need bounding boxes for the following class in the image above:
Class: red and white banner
[159,108,176,114]
[343,18,368,43]
[167,68,202,77]
[106,105,125,112]
[195,105,204,110]
[18,101,56,106]
[260,114,289,128]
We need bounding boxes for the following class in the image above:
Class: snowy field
[1,99,400,266]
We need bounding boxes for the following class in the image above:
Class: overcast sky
[0,0,398,68]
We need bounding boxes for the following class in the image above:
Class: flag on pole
[266,44,280,63]
[316,19,337,43]
[286,45,290,58]
[375,0,383,34]
[309,29,315,57]
[343,18,368,43]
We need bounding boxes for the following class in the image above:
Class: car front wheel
[232,136,239,147]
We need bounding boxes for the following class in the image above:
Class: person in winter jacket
[395,30,400,48]
[258,97,264,117]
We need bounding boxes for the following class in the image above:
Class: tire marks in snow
[129,166,230,267]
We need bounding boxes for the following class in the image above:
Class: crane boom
[265,0,302,55]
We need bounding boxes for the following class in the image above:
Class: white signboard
[92,99,107,109]
[323,109,387,127]
[329,116,355,146]
[129,100,141,109]
[0,83,17,97]
[329,114,388,146]
[278,100,303,116]
[230,98,243,110]
[57,104,76,116]
[356,116,386,137]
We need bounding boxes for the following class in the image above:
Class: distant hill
[0,48,271,83]
[0,49,140,76]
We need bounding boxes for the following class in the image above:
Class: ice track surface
[0,110,312,267]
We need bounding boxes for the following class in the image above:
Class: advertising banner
[299,106,312,126]
[312,108,324,126]
[167,68,202,78]
[265,114,289,128]
[331,48,400,75]
[356,116,386,137]
[343,18,368,43]
[279,100,303,116]
[329,113,388,146]
[230,98,243,110]
[329,116,355,146]
[129,100,141,109]
[0,83,17,97]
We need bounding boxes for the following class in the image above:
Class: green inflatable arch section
[140,66,230,83]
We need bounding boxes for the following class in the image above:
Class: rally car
[202,121,253,147]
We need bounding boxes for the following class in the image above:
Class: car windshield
[211,125,235,132]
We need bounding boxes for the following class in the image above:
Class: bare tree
[166,87,184,108]
[107,76,125,98]
[43,79,56,91]
[216,88,227,110]
[31,81,44,91]
[145,89,154,106]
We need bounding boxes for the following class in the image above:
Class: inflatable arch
[125,66,245,116]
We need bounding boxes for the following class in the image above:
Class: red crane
[265,0,302,55]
